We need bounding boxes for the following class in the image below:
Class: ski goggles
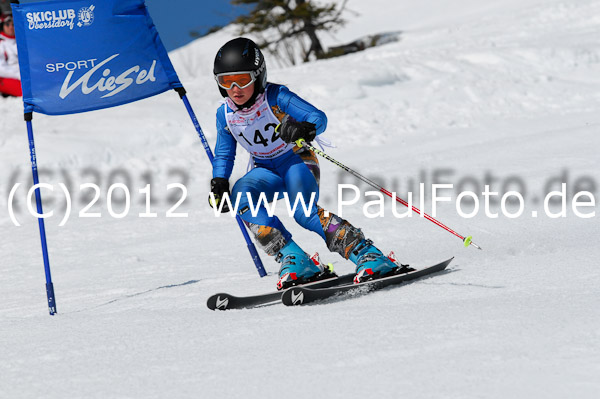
[215,71,256,90]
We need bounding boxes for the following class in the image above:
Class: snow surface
[1,0,599,398]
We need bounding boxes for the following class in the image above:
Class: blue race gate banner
[9,1,266,316]
[11,0,182,115]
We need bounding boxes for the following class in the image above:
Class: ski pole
[176,87,267,277]
[295,138,482,250]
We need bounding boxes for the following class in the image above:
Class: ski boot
[350,239,414,283]
[276,241,330,290]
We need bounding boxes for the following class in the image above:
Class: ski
[206,273,355,310]
[281,257,453,306]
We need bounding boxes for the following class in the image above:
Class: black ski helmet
[213,37,267,106]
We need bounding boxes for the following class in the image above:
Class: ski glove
[209,177,231,213]
[277,114,317,144]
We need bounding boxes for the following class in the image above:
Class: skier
[210,37,408,289]
[0,13,21,98]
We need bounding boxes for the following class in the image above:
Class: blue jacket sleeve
[271,85,327,135]
[212,105,237,180]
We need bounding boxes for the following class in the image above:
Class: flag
[11,0,181,115]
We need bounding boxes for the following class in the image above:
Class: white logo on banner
[77,5,95,28]
[57,54,157,99]
[26,5,95,31]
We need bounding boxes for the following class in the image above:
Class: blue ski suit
[213,84,364,258]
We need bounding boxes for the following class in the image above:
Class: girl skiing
[210,37,407,289]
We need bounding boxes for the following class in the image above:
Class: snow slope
[1,1,599,398]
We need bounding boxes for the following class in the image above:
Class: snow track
[1,1,598,398]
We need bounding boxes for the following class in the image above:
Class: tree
[231,0,347,66]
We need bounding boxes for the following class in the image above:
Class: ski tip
[282,288,306,307]
[206,293,231,311]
